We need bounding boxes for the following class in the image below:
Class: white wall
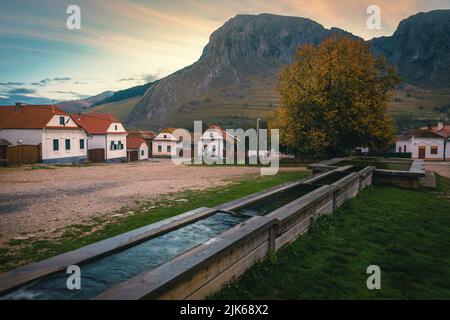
[139,143,148,160]
[105,133,127,160]
[88,135,106,149]
[42,129,88,160]
[106,122,126,133]
[412,137,445,160]
[152,140,177,157]
[47,115,79,128]
[395,139,412,154]
[0,129,43,145]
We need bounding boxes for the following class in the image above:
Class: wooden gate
[6,145,41,165]
[88,148,105,163]
[128,150,139,162]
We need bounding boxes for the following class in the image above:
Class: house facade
[396,122,450,160]
[126,137,148,161]
[198,125,237,161]
[152,128,179,158]
[127,130,155,157]
[0,104,88,164]
[71,114,127,162]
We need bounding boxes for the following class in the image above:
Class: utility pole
[256,117,260,165]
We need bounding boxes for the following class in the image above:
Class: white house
[152,128,179,158]
[0,104,88,164]
[198,125,237,161]
[71,114,127,162]
[396,122,450,160]
[126,136,148,161]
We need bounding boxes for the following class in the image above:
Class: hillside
[123,10,450,130]
[126,14,356,129]
[57,91,114,114]
[85,96,142,122]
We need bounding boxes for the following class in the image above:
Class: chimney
[15,102,21,112]
[437,121,444,131]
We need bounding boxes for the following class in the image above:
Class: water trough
[0,165,374,300]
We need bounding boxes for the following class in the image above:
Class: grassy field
[0,171,308,272]
[213,176,450,299]
[85,96,142,122]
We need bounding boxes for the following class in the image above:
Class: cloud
[0,82,25,86]
[7,87,36,95]
[118,77,138,82]
[53,77,71,81]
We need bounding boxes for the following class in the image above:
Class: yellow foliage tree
[269,36,400,157]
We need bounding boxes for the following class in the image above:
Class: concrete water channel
[0,165,373,300]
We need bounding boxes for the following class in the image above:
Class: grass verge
[0,171,308,272]
[212,176,450,299]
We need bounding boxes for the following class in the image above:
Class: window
[398,146,402,152]
[59,117,65,125]
[158,145,162,152]
[141,150,144,156]
[167,145,172,152]
[53,139,59,151]
[404,145,407,153]
[430,146,438,155]
[163,135,167,139]
[65,139,71,150]
[80,139,85,150]
[111,141,116,150]
[115,125,118,131]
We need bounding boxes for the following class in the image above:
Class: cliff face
[127,10,450,129]
[370,10,450,87]
[127,14,356,128]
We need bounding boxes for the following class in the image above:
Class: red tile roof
[71,114,125,135]
[127,130,155,140]
[126,137,147,149]
[0,105,68,129]
[419,124,450,139]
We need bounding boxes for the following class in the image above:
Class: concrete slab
[419,171,437,189]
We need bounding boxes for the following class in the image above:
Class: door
[88,148,105,163]
[129,150,139,161]
[418,146,426,159]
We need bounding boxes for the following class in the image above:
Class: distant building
[152,128,179,158]
[126,137,148,161]
[0,104,88,164]
[127,129,155,157]
[396,122,450,160]
[198,125,238,161]
[71,114,127,163]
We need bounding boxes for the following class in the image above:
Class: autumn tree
[269,36,400,158]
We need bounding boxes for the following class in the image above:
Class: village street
[0,160,304,244]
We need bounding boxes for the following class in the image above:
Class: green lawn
[0,171,308,272]
[213,176,450,299]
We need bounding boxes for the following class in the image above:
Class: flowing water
[1,169,355,300]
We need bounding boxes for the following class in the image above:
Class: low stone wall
[96,166,375,300]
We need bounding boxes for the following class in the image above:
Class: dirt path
[0,160,305,244]
[426,161,450,178]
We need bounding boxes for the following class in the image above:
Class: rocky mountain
[125,10,450,129]
[370,10,450,87]
[127,14,357,129]
[57,90,114,114]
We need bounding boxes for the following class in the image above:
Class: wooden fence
[6,144,41,165]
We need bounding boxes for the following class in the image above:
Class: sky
[0,0,449,105]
